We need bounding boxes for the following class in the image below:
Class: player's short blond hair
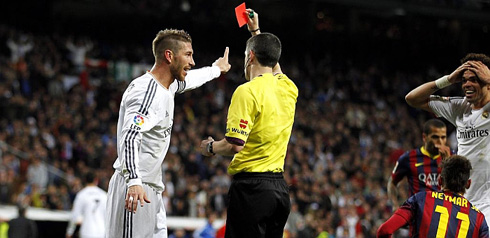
[152,29,192,63]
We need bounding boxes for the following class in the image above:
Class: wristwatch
[207,141,215,155]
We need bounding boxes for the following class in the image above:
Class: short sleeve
[391,152,410,185]
[428,96,465,126]
[225,85,256,144]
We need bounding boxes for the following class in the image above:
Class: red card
[235,2,248,27]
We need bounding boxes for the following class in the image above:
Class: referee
[200,9,298,238]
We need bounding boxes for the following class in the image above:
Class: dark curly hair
[440,155,472,194]
[461,53,490,68]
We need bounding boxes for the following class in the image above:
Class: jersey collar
[420,146,439,160]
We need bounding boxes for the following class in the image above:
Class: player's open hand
[126,185,150,213]
[213,47,231,74]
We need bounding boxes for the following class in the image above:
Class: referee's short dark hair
[246,33,281,68]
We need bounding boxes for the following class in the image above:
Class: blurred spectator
[65,37,93,72]
[6,33,33,64]
[193,212,216,238]
[26,155,48,192]
[286,202,304,238]
[169,228,190,238]
[0,169,12,204]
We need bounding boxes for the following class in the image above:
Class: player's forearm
[121,128,142,187]
[179,66,221,93]
[405,81,439,111]
[213,138,243,156]
[387,180,399,208]
[66,220,77,237]
[377,213,408,238]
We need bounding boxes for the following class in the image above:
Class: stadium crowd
[0,14,479,238]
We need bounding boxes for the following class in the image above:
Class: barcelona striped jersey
[391,146,443,196]
[400,190,489,238]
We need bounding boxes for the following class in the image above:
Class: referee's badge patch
[134,115,145,126]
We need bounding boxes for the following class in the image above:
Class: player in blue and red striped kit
[378,155,489,238]
[388,119,451,210]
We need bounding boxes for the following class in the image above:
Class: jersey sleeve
[377,207,412,238]
[225,84,256,145]
[120,84,161,187]
[169,66,220,94]
[391,151,410,185]
[428,96,466,126]
[66,192,84,236]
[480,217,489,238]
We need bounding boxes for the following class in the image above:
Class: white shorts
[105,172,167,238]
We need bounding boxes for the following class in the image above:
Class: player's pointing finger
[223,47,229,61]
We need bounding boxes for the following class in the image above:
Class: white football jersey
[66,186,108,238]
[113,66,220,191]
[429,96,490,213]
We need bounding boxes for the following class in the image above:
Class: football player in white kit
[406,53,490,219]
[105,29,231,238]
[67,172,107,238]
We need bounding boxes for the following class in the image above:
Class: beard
[427,143,439,155]
[170,64,185,81]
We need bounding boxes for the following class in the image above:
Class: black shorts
[225,172,291,238]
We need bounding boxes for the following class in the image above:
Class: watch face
[208,141,214,154]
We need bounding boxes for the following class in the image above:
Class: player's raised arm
[405,63,467,112]
[174,47,231,93]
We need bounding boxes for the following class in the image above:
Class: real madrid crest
[483,111,489,119]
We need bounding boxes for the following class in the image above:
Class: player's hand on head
[213,47,231,74]
[448,63,467,84]
[466,60,490,84]
[245,9,259,32]
[126,185,150,213]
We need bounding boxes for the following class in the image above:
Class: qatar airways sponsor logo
[457,126,489,139]
[418,172,440,186]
